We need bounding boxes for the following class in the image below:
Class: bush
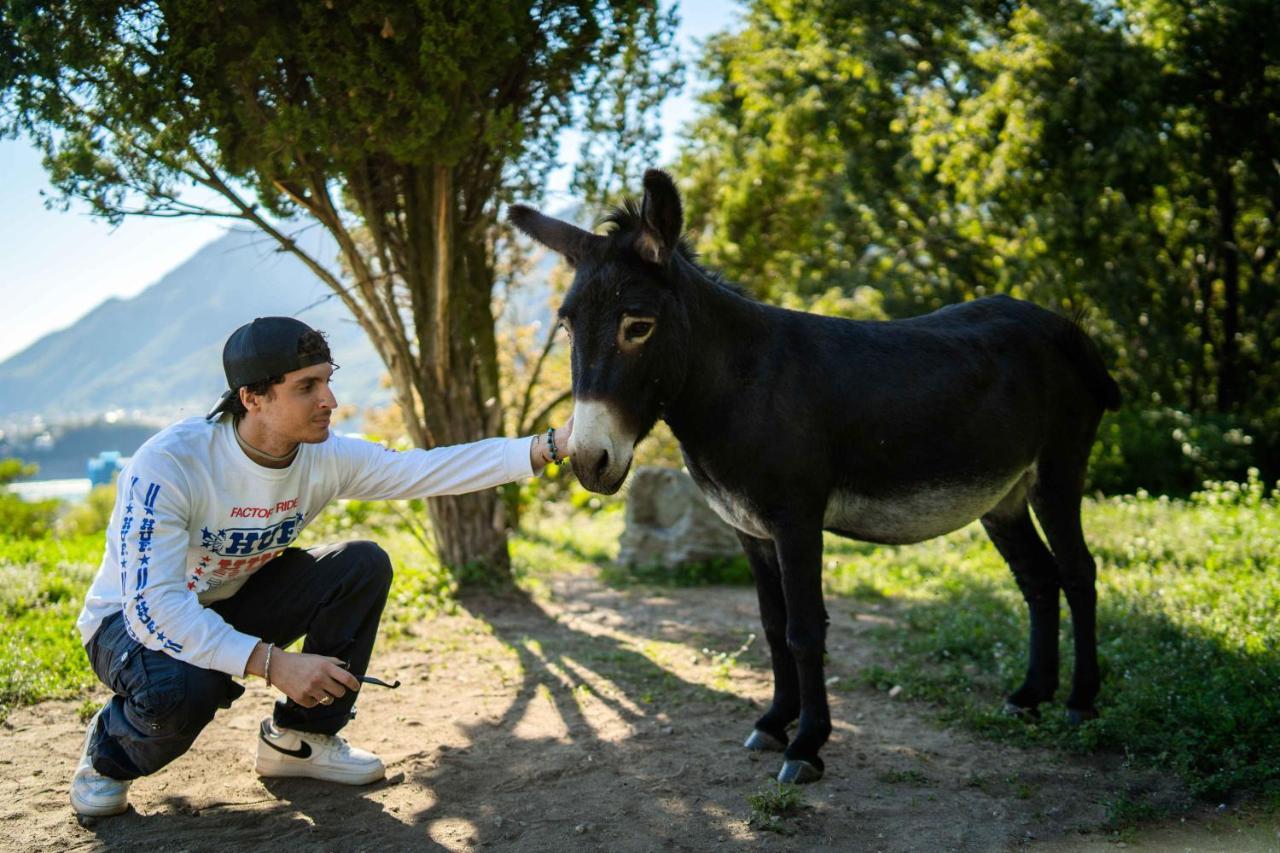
[56,483,117,537]
[1088,408,1263,496]
[0,458,59,539]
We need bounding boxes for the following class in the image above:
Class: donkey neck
[663,259,769,442]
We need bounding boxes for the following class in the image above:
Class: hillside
[0,227,388,419]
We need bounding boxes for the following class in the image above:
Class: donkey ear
[508,204,601,267]
[636,169,683,266]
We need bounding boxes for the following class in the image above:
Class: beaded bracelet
[264,642,274,688]
[546,426,561,464]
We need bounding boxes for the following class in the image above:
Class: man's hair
[227,329,335,419]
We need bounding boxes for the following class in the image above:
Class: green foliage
[602,554,753,587]
[746,781,806,832]
[0,458,59,539]
[0,493,59,540]
[0,533,103,721]
[1088,408,1260,496]
[0,458,37,487]
[56,483,118,538]
[678,0,1280,485]
[822,481,1280,798]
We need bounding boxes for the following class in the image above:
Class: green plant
[56,483,118,537]
[747,781,806,833]
[1088,408,1263,496]
[602,554,754,587]
[699,633,756,689]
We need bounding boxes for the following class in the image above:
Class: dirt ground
[2,575,1276,852]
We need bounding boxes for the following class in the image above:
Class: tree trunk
[402,164,512,586]
[428,490,509,580]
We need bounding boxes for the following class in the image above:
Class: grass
[821,475,1280,800]
[2,478,1277,807]
[0,533,104,720]
[746,781,806,833]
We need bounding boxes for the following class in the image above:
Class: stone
[617,467,743,569]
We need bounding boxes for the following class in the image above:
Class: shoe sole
[70,788,129,817]
[255,756,385,786]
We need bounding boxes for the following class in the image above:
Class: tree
[678,0,1279,480]
[1,0,678,581]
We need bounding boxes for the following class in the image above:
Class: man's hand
[559,413,575,457]
[265,649,360,707]
[530,413,575,470]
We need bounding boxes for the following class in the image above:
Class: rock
[617,467,742,568]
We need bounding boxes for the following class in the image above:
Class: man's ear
[508,205,603,267]
[635,169,684,266]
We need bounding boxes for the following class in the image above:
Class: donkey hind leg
[1029,455,1102,724]
[981,502,1061,718]
[737,532,799,753]
[774,526,830,784]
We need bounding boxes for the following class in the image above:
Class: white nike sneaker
[255,718,385,785]
[70,708,131,817]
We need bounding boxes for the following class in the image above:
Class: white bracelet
[263,643,274,688]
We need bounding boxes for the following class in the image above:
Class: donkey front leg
[738,532,798,753]
[775,525,831,784]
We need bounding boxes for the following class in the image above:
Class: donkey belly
[824,473,1029,545]
[702,488,772,540]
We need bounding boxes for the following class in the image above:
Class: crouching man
[71,316,571,817]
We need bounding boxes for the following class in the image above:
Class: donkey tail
[1058,313,1121,412]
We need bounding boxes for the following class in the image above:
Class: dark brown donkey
[510,170,1121,784]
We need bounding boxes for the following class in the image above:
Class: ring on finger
[320,695,333,705]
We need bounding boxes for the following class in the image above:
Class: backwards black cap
[206,317,328,420]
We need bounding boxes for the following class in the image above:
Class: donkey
[510,170,1121,784]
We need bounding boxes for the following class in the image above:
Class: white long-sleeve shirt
[76,416,535,676]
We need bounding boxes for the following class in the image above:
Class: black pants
[84,540,393,781]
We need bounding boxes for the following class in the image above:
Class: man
[71,316,571,817]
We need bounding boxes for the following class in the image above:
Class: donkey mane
[599,199,752,299]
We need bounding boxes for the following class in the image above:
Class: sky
[0,1,737,365]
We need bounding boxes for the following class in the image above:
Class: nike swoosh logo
[259,720,311,759]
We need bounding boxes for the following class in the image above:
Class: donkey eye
[622,318,655,343]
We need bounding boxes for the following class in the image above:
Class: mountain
[0,227,389,419]
[0,201,585,425]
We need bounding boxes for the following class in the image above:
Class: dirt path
[2,575,1274,852]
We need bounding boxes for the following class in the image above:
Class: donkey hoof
[1001,702,1041,722]
[777,759,823,784]
[1065,707,1099,725]
[743,729,787,752]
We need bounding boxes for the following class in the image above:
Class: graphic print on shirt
[123,478,184,653]
[189,505,306,594]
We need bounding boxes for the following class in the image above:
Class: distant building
[87,451,128,487]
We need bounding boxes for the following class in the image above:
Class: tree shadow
[80,778,447,850]
[393,586,771,850]
[71,583,770,852]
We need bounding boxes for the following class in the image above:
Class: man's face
[245,363,337,444]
